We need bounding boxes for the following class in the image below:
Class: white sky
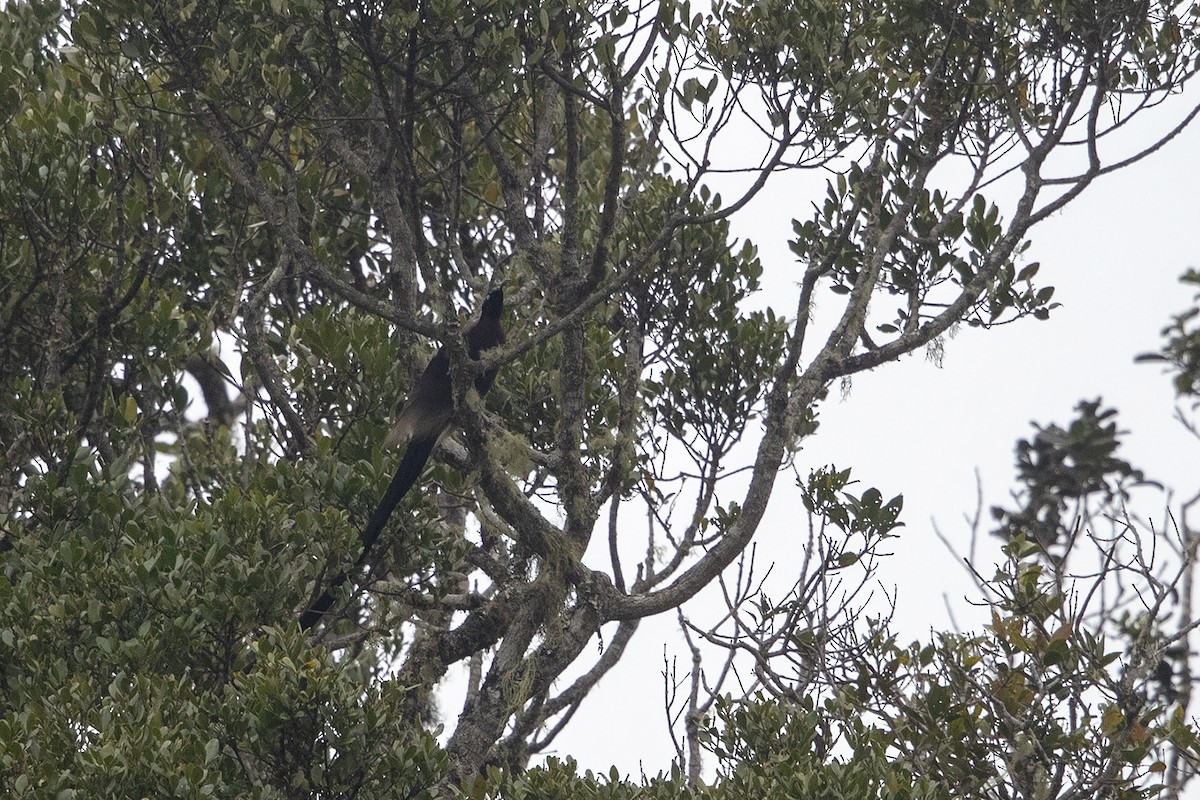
[540,93,1200,778]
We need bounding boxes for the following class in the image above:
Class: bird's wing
[383,349,453,448]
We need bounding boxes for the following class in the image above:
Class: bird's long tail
[299,435,438,630]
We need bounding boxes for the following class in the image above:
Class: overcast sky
[539,90,1200,777]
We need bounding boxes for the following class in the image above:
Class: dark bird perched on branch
[300,288,505,631]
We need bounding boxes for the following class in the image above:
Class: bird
[299,288,505,630]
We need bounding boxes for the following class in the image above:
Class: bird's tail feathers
[298,434,438,631]
[358,433,437,557]
[298,572,345,631]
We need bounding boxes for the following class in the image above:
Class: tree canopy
[2,0,1199,796]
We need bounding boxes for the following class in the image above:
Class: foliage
[991,399,1146,550]
[1140,268,1200,399]
[1,0,1198,795]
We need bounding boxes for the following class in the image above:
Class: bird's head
[482,287,504,318]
